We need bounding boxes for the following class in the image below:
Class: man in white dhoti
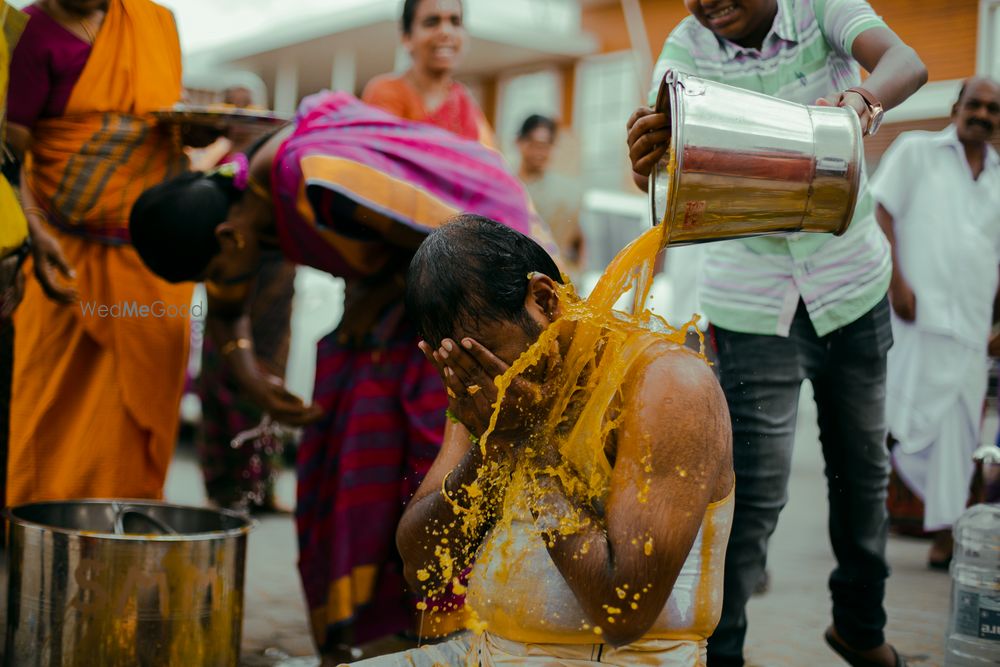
[870,77,1000,569]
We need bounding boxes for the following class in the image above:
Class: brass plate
[152,105,292,130]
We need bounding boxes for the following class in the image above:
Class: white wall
[161,0,582,54]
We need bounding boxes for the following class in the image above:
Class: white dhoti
[868,126,1000,531]
[344,631,706,666]
[886,321,989,532]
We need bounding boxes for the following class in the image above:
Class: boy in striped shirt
[627,1,926,666]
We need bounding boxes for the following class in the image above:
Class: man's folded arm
[535,347,732,646]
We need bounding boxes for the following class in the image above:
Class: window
[495,68,562,159]
[574,52,643,192]
[980,0,1000,79]
[466,0,580,37]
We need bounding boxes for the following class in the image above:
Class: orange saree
[9,0,192,506]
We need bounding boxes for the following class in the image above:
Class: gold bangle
[23,207,47,221]
[441,469,472,515]
[221,338,251,356]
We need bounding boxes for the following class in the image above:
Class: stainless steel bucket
[649,69,863,245]
[5,500,255,667]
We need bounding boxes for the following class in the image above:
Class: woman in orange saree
[362,0,492,147]
[6,0,192,506]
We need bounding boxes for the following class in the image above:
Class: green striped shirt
[649,0,892,336]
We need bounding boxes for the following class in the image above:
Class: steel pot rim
[4,498,258,542]
[649,69,684,231]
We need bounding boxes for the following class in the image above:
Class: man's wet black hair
[517,114,557,141]
[401,0,463,35]
[129,172,237,283]
[406,214,563,347]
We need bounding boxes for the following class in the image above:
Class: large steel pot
[5,500,255,666]
[649,69,863,245]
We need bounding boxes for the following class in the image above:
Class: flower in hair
[212,153,250,192]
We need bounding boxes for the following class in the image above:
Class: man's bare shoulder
[622,336,733,497]
[630,338,721,402]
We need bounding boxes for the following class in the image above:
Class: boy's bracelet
[221,338,251,356]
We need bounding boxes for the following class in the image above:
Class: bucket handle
[112,503,179,536]
[661,69,706,97]
[679,78,705,96]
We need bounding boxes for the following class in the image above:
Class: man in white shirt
[870,76,1000,569]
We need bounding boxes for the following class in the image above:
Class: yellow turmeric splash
[417,151,704,637]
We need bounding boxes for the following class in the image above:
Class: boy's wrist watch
[844,87,884,136]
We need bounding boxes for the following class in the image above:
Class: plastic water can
[945,445,1000,665]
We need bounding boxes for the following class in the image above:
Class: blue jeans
[706,298,894,666]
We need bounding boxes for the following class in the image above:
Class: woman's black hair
[129,172,239,283]
[517,114,557,141]
[401,0,463,35]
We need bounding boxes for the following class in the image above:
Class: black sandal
[824,627,907,667]
[928,556,952,571]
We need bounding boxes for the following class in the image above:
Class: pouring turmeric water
[346,214,734,666]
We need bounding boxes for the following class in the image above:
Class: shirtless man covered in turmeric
[349,215,734,667]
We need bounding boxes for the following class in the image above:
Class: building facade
[431,0,995,188]
[184,0,998,194]
[566,0,997,182]
[175,0,997,403]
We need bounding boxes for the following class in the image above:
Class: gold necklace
[79,17,97,43]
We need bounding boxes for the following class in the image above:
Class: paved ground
[736,383,953,667]
[164,381,958,665]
